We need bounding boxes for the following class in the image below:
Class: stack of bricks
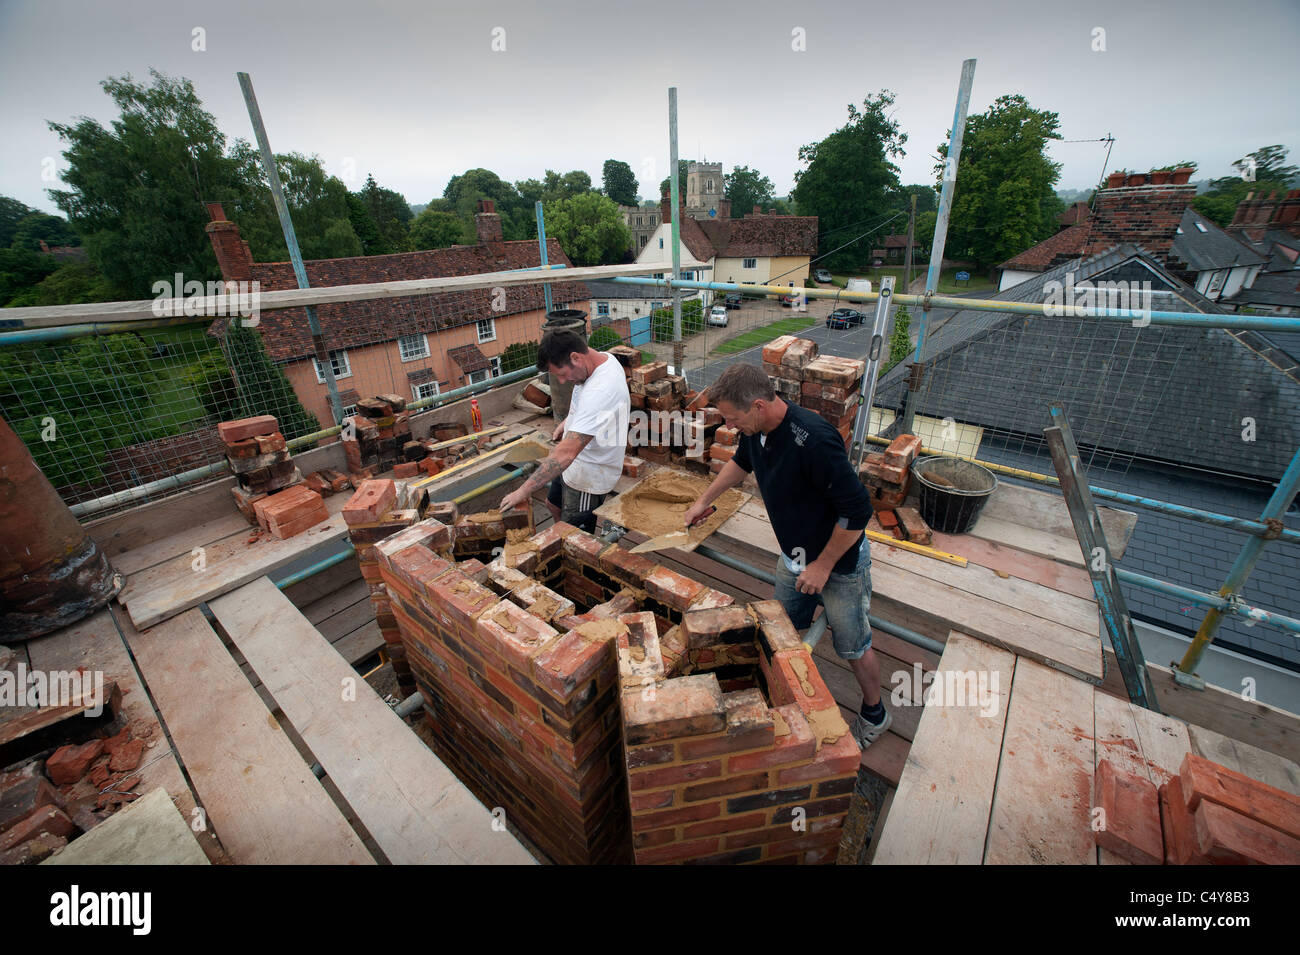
[303,468,351,497]
[250,484,330,540]
[860,433,922,510]
[1147,753,1300,865]
[761,335,866,449]
[342,477,424,695]
[342,394,412,484]
[219,414,304,525]
[373,518,631,864]
[620,600,860,864]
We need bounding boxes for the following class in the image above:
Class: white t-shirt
[563,353,631,494]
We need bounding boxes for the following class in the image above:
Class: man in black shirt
[683,363,892,747]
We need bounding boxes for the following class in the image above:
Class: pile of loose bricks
[220,414,330,539]
[761,335,867,449]
[862,433,933,546]
[1096,752,1300,865]
[341,394,414,483]
[606,345,722,474]
[340,475,859,864]
[0,702,155,864]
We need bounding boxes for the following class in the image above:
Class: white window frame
[743,258,757,269]
[314,349,351,382]
[398,333,429,362]
[468,358,501,386]
[341,403,358,419]
[476,318,497,343]
[412,380,440,402]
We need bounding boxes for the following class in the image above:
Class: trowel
[629,506,716,553]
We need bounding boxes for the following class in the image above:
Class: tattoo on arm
[518,433,593,494]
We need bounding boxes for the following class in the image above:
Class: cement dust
[576,619,627,643]
[492,609,518,633]
[529,592,561,621]
[771,709,790,737]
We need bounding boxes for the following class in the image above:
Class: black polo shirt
[731,401,873,575]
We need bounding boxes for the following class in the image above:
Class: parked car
[724,293,743,308]
[813,269,833,283]
[708,305,729,327]
[825,308,866,330]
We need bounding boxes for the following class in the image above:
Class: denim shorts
[773,539,873,660]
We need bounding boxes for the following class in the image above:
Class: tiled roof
[447,343,491,374]
[1002,221,1091,271]
[1057,201,1091,227]
[237,239,591,362]
[696,215,819,258]
[883,233,916,249]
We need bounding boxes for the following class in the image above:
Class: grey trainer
[850,708,893,749]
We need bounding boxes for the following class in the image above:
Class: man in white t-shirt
[499,328,630,532]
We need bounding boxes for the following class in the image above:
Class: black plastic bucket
[542,309,588,421]
[911,455,998,534]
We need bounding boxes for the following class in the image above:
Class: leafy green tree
[887,305,912,369]
[588,325,624,350]
[658,160,690,202]
[230,146,361,260]
[9,212,80,251]
[1192,146,1300,227]
[500,340,539,373]
[0,248,59,304]
[792,91,908,271]
[937,94,1064,270]
[890,184,938,215]
[4,261,117,307]
[222,319,321,436]
[409,208,471,249]
[0,197,38,248]
[724,165,776,216]
[602,160,639,206]
[443,168,530,239]
[541,193,631,266]
[651,299,704,342]
[48,70,247,298]
[354,174,412,253]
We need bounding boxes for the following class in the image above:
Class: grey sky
[2,0,1297,216]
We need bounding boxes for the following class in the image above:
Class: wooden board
[873,634,1016,864]
[976,481,1137,558]
[1187,724,1300,796]
[209,577,536,865]
[984,656,1098,864]
[43,787,209,866]
[333,620,386,667]
[122,607,372,865]
[119,492,352,630]
[930,531,1096,600]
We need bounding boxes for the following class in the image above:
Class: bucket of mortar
[911,455,998,534]
[541,309,588,421]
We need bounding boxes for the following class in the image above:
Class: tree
[9,212,81,251]
[48,70,248,298]
[887,305,912,370]
[229,146,362,261]
[4,261,117,307]
[409,208,471,249]
[602,160,639,207]
[541,193,631,266]
[1192,145,1300,228]
[354,174,412,254]
[0,197,38,248]
[222,319,320,437]
[724,165,775,216]
[658,160,690,202]
[937,94,1064,271]
[0,247,58,305]
[443,168,530,239]
[588,325,624,350]
[890,184,938,215]
[792,91,908,271]
[500,341,539,373]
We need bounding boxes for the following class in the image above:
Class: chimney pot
[206,201,227,222]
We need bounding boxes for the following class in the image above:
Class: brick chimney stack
[1230,189,1300,234]
[1083,181,1198,264]
[205,201,254,281]
[660,192,672,225]
[474,199,506,262]
[717,199,731,219]
[753,205,762,217]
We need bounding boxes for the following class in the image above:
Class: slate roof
[877,244,1300,482]
[1170,208,1266,272]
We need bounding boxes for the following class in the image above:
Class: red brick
[631,361,668,386]
[1093,759,1163,865]
[863,459,908,487]
[598,545,658,587]
[776,733,860,782]
[532,624,617,699]
[0,805,76,852]
[644,566,707,612]
[254,431,286,454]
[218,414,278,443]
[636,836,720,864]
[761,335,800,365]
[780,338,818,371]
[896,507,932,546]
[343,479,397,524]
[477,600,561,670]
[1159,776,1208,865]
[682,771,771,802]
[730,704,817,772]
[884,433,922,469]
[869,488,907,509]
[876,509,898,529]
[426,572,497,634]
[713,426,738,446]
[768,648,836,716]
[393,461,420,478]
[630,799,721,832]
[270,504,330,539]
[1179,752,1300,840]
[802,354,864,387]
[1193,800,1300,865]
[748,600,803,656]
[682,812,767,839]
[626,742,676,769]
[680,606,755,649]
[630,789,676,812]
[687,588,735,611]
[562,530,606,566]
[622,674,726,744]
[623,456,646,477]
[709,443,735,463]
[45,739,105,784]
[630,759,722,791]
